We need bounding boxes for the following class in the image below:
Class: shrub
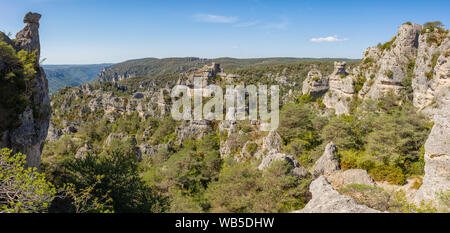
[369,165,406,185]
[339,150,360,170]
[65,149,166,213]
[339,184,392,211]
[425,71,434,80]
[385,70,394,78]
[391,190,437,213]
[422,21,444,34]
[321,115,365,151]
[378,36,397,51]
[0,148,56,213]
[363,58,375,65]
[278,103,319,147]
[430,52,441,69]
[246,143,258,156]
[354,76,367,94]
[296,94,314,104]
[205,160,311,213]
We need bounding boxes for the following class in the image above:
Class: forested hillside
[43,64,112,93]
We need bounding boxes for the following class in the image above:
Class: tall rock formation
[302,65,329,98]
[414,101,450,206]
[304,22,449,208]
[0,12,50,167]
[322,62,355,115]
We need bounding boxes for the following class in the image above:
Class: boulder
[258,152,307,178]
[327,169,376,189]
[293,176,381,213]
[312,142,340,178]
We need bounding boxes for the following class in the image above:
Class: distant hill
[43,64,113,93]
[97,57,359,83]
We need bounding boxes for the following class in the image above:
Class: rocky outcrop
[414,103,450,206]
[326,169,376,189]
[293,176,381,213]
[258,152,307,178]
[412,28,449,110]
[0,12,50,168]
[322,62,355,115]
[360,23,423,100]
[75,143,93,159]
[302,65,329,97]
[311,23,448,116]
[46,121,62,142]
[139,143,170,160]
[176,120,213,144]
[312,142,340,178]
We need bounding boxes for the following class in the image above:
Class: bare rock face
[323,62,354,115]
[327,169,376,189]
[414,104,450,206]
[362,23,422,100]
[75,143,93,159]
[254,131,283,158]
[293,176,381,213]
[302,65,329,97]
[14,12,42,61]
[312,142,340,178]
[0,12,50,168]
[176,120,213,144]
[413,34,450,110]
[258,152,307,178]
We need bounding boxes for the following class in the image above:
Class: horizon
[41,56,361,66]
[1,0,449,64]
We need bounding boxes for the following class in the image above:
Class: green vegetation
[277,95,430,184]
[43,64,112,94]
[421,21,444,34]
[378,36,397,51]
[36,54,435,213]
[0,40,37,132]
[340,184,392,211]
[425,71,434,80]
[339,184,438,213]
[385,70,394,78]
[369,165,406,185]
[205,160,310,213]
[0,149,56,213]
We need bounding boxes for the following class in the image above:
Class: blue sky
[1,0,449,64]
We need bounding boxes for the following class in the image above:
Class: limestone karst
[303,22,449,208]
[0,12,50,168]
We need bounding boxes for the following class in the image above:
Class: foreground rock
[327,169,376,189]
[414,104,450,206]
[293,176,381,213]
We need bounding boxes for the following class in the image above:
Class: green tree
[0,148,56,213]
[64,150,166,213]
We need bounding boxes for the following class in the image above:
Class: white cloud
[310,35,349,43]
[193,14,238,23]
[234,20,260,27]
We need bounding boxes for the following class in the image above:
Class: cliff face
[0,12,50,168]
[306,22,449,207]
